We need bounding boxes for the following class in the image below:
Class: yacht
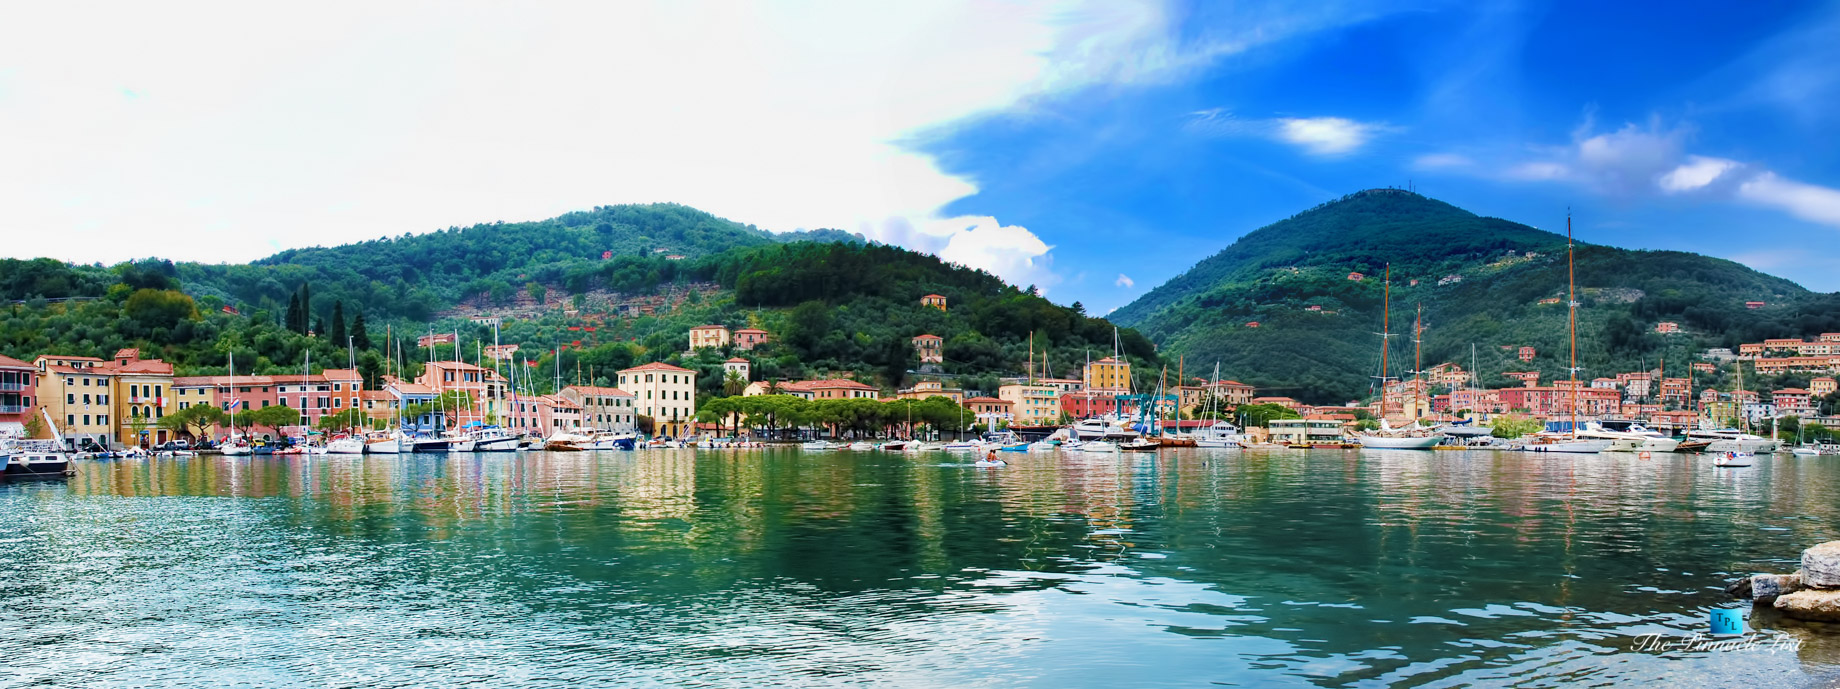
[410,435,453,453]
[1520,432,1612,454]
[220,436,253,456]
[586,431,638,450]
[800,440,839,451]
[1356,419,1443,450]
[1071,416,1141,442]
[1683,429,1779,454]
[1193,422,1243,448]
[940,440,981,452]
[847,441,877,451]
[1079,440,1119,453]
[467,426,521,452]
[544,430,593,451]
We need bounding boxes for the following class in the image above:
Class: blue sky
[4,1,1837,313]
[915,0,1840,312]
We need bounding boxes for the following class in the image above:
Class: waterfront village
[2,291,1839,452]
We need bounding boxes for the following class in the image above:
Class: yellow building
[1083,356,1131,393]
[921,294,947,311]
[111,349,176,446]
[688,325,732,351]
[997,383,1061,424]
[618,362,697,437]
[34,356,115,449]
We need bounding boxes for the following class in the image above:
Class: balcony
[0,404,25,414]
[0,382,25,392]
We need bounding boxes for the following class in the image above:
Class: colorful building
[618,361,697,437]
[997,383,1062,424]
[1813,377,1837,396]
[896,380,964,403]
[921,294,947,311]
[963,397,1013,426]
[688,325,732,351]
[1083,356,1131,393]
[912,334,943,364]
[733,328,770,350]
[559,385,636,430]
[0,355,37,437]
[723,357,750,382]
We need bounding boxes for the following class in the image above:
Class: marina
[5,446,1840,686]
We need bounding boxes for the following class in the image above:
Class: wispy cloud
[1186,110,1389,155]
[1115,273,1135,288]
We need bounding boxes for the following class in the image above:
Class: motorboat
[466,426,521,452]
[219,436,253,456]
[1791,446,1821,456]
[973,458,1008,467]
[1593,420,1680,452]
[409,435,452,453]
[940,440,981,452]
[586,431,638,450]
[1713,451,1755,467]
[1079,441,1119,453]
[880,440,909,451]
[1119,439,1159,452]
[1026,439,1061,451]
[3,439,71,479]
[1684,429,1780,454]
[847,441,876,451]
[800,440,839,451]
[325,435,366,455]
[1071,416,1141,442]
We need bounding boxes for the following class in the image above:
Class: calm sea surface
[4,448,1839,687]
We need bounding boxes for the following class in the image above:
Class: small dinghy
[973,459,1007,467]
[1713,451,1754,468]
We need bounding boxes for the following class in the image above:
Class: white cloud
[1276,117,1377,155]
[1115,273,1135,288]
[0,0,1285,291]
[1658,156,1741,193]
[1487,118,1840,232]
[1738,173,1840,227]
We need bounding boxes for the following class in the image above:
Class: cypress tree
[299,283,312,335]
[330,301,347,345]
[350,312,370,350]
[286,293,301,333]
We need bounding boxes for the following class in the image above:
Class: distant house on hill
[1347,272,1365,282]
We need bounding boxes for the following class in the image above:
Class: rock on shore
[1753,571,1804,603]
[1774,589,1840,623]
[1803,541,1840,588]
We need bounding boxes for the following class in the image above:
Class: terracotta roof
[36,355,103,363]
[561,385,633,397]
[114,348,140,360]
[806,379,877,390]
[542,395,581,409]
[690,324,729,331]
[424,360,495,372]
[387,382,436,395]
[621,361,693,373]
[912,333,942,340]
[726,357,749,363]
[0,354,31,369]
[963,396,1011,405]
[113,360,173,375]
[734,328,769,334]
[320,368,361,380]
[923,294,946,299]
[358,390,395,401]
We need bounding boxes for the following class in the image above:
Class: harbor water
[4,448,1839,687]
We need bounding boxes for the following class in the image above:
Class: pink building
[734,328,770,350]
[0,354,36,434]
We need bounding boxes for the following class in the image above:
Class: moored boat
[325,435,366,455]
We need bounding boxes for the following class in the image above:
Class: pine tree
[330,301,347,345]
[350,312,370,350]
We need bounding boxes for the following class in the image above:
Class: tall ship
[1521,215,1609,454]
[1356,267,1443,450]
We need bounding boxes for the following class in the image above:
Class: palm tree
[723,369,746,397]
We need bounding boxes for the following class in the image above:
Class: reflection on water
[4,449,1839,687]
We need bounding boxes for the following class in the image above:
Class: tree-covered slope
[1115,189,1838,403]
[176,203,862,322]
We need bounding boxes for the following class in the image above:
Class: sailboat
[1194,362,1243,448]
[1359,268,1443,449]
[220,351,252,455]
[1525,214,1611,454]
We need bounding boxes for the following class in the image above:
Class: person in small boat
[985,450,997,462]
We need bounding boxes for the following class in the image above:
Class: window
[82,414,90,425]
[83,378,90,387]
[154,385,162,398]
[67,393,74,404]
[334,383,341,391]
[66,414,74,426]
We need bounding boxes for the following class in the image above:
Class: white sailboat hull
[365,438,400,454]
[1527,439,1613,453]
[325,438,366,455]
[1356,435,1443,449]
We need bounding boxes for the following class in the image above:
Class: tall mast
[1028,332,1034,385]
[1567,214,1579,438]
[1376,264,1393,412]
[1413,303,1423,422]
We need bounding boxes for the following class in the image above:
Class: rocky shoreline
[1728,541,1840,623]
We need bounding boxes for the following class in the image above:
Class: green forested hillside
[1114,189,1840,403]
[177,203,862,322]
